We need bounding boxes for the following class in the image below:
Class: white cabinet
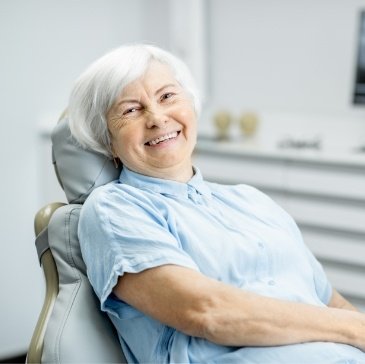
[193,140,365,310]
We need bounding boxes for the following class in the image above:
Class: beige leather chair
[27,116,126,363]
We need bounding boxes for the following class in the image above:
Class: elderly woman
[68,44,365,363]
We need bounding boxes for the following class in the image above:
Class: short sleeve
[78,183,199,317]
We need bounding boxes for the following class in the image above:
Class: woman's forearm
[115,265,365,351]
[201,284,365,350]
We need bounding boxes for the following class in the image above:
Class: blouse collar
[119,166,211,199]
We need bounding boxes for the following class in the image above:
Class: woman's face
[107,61,197,182]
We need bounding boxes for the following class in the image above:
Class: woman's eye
[161,92,174,101]
[123,107,138,115]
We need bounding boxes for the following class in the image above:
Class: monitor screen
[354,10,365,104]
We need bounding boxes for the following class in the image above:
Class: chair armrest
[27,202,66,364]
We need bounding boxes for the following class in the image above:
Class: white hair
[68,44,201,157]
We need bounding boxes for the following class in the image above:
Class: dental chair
[27,115,126,363]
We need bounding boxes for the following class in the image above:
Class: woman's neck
[128,163,194,183]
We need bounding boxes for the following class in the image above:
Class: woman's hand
[113,264,365,350]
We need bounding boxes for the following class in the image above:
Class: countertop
[196,135,365,168]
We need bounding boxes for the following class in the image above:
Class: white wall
[0,0,149,358]
[203,0,365,148]
[208,0,364,114]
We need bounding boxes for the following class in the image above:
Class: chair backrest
[28,116,125,363]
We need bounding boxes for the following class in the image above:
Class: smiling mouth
[145,131,180,146]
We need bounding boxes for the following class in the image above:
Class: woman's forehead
[117,61,180,99]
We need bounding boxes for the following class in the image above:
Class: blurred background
[1,0,365,361]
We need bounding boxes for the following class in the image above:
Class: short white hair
[68,44,201,157]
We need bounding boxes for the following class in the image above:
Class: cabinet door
[301,226,365,309]
[285,162,365,200]
[193,153,286,189]
[285,193,365,234]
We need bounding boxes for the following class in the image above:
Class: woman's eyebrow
[114,98,141,110]
[118,98,139,105]
[154,83,178,95]
[114,83,178,108]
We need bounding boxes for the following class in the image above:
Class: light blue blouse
[79,167,365,364]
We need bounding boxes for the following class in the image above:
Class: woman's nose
[145,109,168,129]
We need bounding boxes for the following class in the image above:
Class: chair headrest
[51,117,121,204]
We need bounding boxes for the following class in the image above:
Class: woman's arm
[113,264,365,351]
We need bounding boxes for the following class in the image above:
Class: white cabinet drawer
[323,264,365,299]
[285,194,365,233]
[193,154,286,188]
[286,162,365,200]
[301,227,365,267]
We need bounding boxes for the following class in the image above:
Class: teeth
[148,131,178,146]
